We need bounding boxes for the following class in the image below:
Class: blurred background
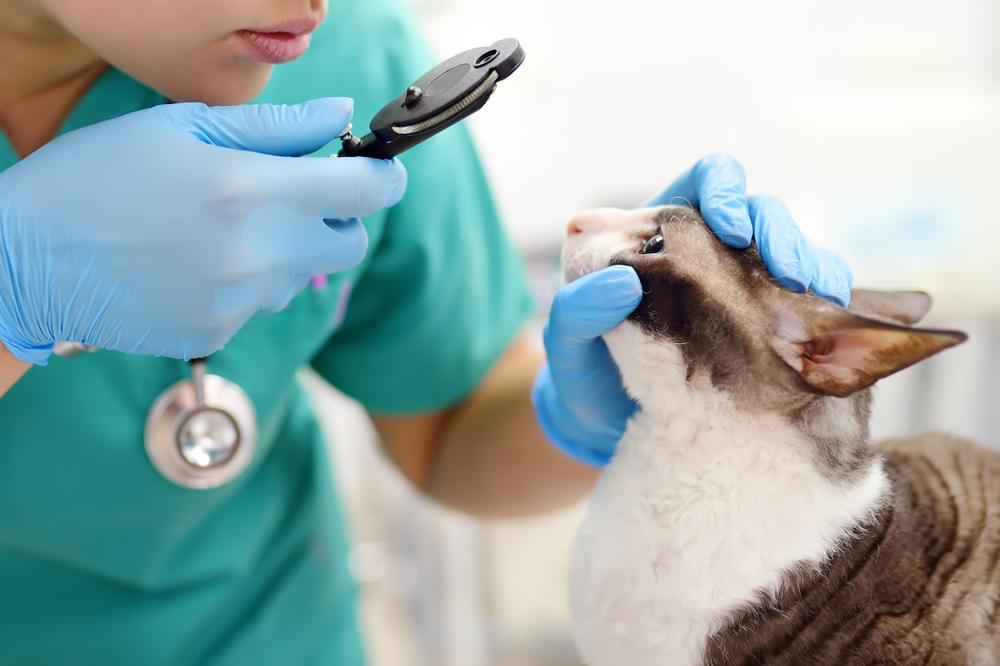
[308,1,1000,663]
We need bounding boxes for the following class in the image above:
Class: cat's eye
[640,234,664,254]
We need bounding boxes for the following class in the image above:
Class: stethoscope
[55,343,257,490]
[144,357,257,489]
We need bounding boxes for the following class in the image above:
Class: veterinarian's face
[41,0,327,104]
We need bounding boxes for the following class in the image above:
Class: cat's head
[562,205,966,421]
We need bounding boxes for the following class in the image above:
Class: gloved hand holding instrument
[532,154,855,466]
[0,97,406,365]
[0,38,525,367]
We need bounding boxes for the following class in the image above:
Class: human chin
[160,62,274,105]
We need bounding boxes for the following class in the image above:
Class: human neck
[0,0,106,157]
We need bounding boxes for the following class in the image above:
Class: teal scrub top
[0,1,532,664]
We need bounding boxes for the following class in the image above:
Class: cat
[564,205,999,665]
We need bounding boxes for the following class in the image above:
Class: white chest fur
[569,324,888,666]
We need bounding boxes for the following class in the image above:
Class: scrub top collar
[0,66,165,171]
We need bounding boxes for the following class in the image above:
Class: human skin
[0,0,327,155]
[0,348,28,396]
[0,0,601,516]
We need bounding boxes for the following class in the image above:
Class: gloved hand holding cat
[532,153,853,466]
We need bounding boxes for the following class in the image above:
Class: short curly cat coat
[564,206,993,665]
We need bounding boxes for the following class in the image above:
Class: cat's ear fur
[770,291,966,398]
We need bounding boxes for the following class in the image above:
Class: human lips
[237,16,320,64]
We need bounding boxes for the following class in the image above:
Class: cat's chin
[560,242,618,284]
[603,322,691,414]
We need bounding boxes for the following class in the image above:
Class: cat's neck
[622,386,879,488]
[608,383,888,593]
[604,319,883,500]
[575,388,890,664]
[577,323,891,665]
[602,320,889,582]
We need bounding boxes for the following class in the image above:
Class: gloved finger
[265,274,313,313]
[750,194,817,293]
[810,247,853,307]
[293,218,369,276]
[532,364,634,467]
[644,154,752,248]
[215,263,315,316]
[269,155,407,220]
[169,97,354,156]
[546,266,642,349]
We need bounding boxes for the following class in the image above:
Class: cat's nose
[566,209,619,236]
[567,207,662,238]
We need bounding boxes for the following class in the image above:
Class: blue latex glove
[648,155,852,305]
[532,266,643,466]
[532,154,853,465]
[0,98,406,364]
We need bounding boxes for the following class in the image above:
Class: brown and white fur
[565,206,997,665]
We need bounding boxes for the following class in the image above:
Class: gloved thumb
[546,266,643,348]
[173,97,354,157]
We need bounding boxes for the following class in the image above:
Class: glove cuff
[0,319,52,366]
[530,365,613,467]
[0,336,52,366]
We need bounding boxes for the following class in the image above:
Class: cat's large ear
[770,295,966,398]
[848,289,932,325]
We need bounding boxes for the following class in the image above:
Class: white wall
[416,0,1000,309]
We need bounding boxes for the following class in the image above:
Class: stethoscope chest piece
[144,359,257,489]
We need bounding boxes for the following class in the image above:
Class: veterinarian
[0,0,852,662]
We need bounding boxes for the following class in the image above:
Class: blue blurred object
[838,192,963,282]
[0,98,407,364]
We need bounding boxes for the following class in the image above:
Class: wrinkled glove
[532,153,853,465]
[0,98,406,364]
